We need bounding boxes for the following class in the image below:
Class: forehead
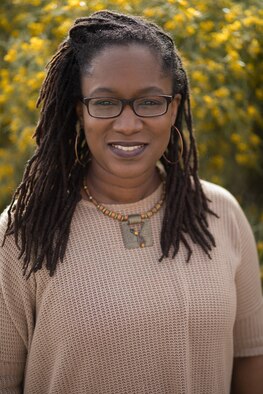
[80,44,173,96]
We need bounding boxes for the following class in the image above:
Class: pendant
[120,214,153,249]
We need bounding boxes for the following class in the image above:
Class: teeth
[112,144,143,152]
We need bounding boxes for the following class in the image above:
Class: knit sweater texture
[1,181,263,394]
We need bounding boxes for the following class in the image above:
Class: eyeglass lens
[88,96,169,118]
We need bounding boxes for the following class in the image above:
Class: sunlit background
[0,0,262,279]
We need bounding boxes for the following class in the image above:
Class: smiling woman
[0,10,263,394]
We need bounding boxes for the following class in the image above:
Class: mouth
[111,143,144,152]
[108,142,147,158]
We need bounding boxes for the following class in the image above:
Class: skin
[76,44,180,204]
[76,43,263,389]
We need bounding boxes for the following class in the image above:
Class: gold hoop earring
[75,121,86,167]
[162,126,184,165]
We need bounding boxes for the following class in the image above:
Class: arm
[0,209,36,391]
[231,355,263,394]
[230,197,263,392]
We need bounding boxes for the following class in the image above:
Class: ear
[76,101,84,125]
[170,94,181,125]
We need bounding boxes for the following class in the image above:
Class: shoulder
[201,180,239,207]
[0,206,10,240]
[0,206,21,265]
[200,180,245,219]
[200,180,256,249]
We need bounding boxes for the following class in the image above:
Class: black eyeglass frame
[80,95,174,118]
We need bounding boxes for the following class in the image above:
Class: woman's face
[76,44,181,183]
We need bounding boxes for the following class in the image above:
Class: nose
[112,104,143,135]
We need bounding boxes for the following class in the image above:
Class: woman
[0,10,263,394]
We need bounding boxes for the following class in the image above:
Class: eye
[92,98,119,106]
[137,97,163,106]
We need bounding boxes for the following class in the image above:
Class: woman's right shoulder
[0,206,10,239]
[0,206,22,267]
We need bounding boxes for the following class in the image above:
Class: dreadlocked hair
[3,10,217,278]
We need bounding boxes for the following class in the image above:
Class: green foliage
[0,0,262,273]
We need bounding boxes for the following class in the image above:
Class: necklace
[83,181,166,249]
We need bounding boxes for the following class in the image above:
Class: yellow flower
[234,92,244,101]
[186,7,201,19]
[211,155,224,170]
[172,14,185,25]
[199,21,214,32]
[27,99,37,111]
[217,73,225,83]
[214,87,230,99]
[237,142,248,153]
[257,242,263,253]
[249,134,261,146]
[43,2,58,12]
[29,0,41,5]
[28,22,44,36]
[248,105,257,117]
[164,20,176,30]
[54,19,72,39]
[248,39,261,57]
[91,3,104,11]
[256,89,263,100]
[29,37,45,52]
[4,48,17,63]
[229,20,241,32]
[203,95,215,108]
[17,126,35,152]
[186,26,195,35]
[176,0,187,7]
[235,153,249,165]
[231,133,241,144]
[68,0,86,6]
[211,30,230,46]
[0,164,14,179]
[191,71,208,84]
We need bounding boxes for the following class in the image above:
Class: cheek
[153,119,171,143]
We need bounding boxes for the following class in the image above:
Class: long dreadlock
[3,10,217,277]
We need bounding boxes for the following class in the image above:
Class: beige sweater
[0,181,263,393]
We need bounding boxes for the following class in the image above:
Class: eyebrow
[87,86,167,96]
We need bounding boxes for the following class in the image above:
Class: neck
[82,165,162,204]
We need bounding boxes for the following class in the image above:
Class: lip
[108,142,147,158]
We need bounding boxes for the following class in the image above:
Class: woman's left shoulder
[200,179,243,214]
[201,179,237,203]
[200,180,255,244]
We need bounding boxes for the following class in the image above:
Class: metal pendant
[120,214,153,249]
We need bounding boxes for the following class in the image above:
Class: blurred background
[0,0,262,279]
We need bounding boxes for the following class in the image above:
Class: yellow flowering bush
[1,0,263,273]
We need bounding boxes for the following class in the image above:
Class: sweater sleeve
[232,201,263,357]
[0,208,36,392]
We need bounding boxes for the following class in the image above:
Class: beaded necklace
[83,180,166,249]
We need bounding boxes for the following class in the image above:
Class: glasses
[81,95,173,118]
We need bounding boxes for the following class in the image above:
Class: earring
[75,120,87,167]
[162,126,184,165]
